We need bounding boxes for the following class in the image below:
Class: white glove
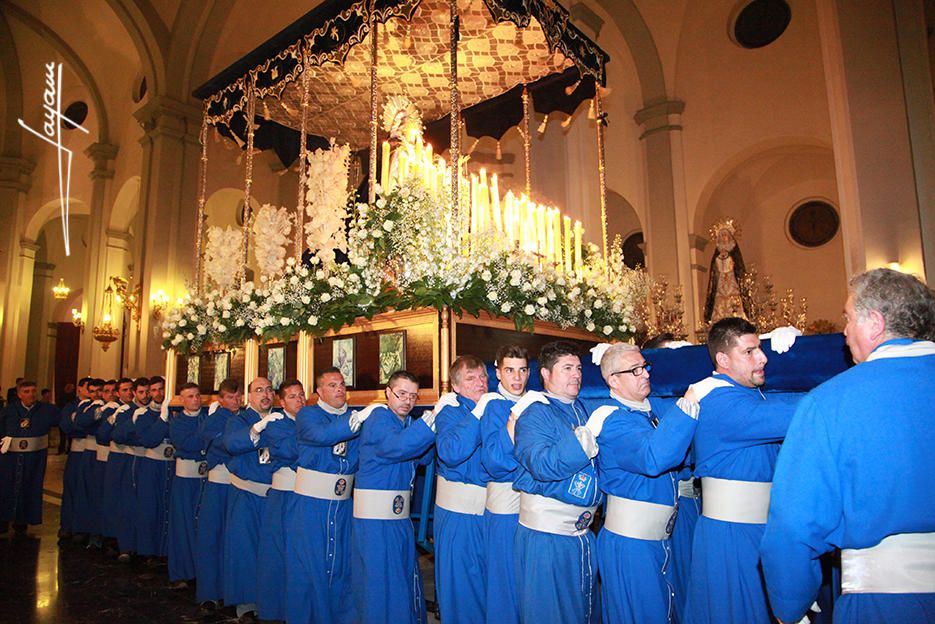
[159,400,170,423]
[664,340,693,349]
[686,376,731,402]
[106,412,117,426]
[92,399,104,407]
[792,601,822,624]
[510,390,549,419]
[589,343,613,366]
[420,409,437,432]
[132,406,146,424]
[676,396,700,420]
[471,392,506,420]
[208,400,220,415]
[433,392,460,415]
[760,325,802,354]
[349,403,381,432]
[584,405,618,438]
[1,436,11,454]
[252,411,284,434]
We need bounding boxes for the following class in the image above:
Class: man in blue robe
[59,376,95,541]
[100,377,134,553]
[74,378,105,539]
[683,317,801,624]
[91,380,118,546]
[285,367,361,624]
[434,355,491,624]
[591,343,699,624]
[167,382,207,589]
[110,376,151,561]
[761,268,935,624]
[132,375,173,559]
[511,340,603,624]
[477,344,530,624]
[256,378,302,622]
[0,380,60,533]
[195,378,241,611]
[223,377,279,622]
[351,369,436,624]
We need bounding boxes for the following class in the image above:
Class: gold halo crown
[709,218,740,242]
[383,95,423,142]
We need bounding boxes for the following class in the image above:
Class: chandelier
[52,278,71,300]
[92,284,120,351]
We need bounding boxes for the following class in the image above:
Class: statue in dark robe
[704,219,751,323]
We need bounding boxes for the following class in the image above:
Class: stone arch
[103,0,168,98]
[606,189,642,243]
[108,176,141,232]
[24,197,91,243]
[594,0,669,105]
[0,10,24,155]
[167,1,235,101]
[2,2,111,143]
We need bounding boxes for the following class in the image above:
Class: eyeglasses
[389,387,418,402]
[610,362,652,377]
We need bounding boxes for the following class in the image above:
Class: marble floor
[1,450,439,623]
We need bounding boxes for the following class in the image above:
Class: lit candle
[491,174,502,233]
[563,216,572,273]
[471,174,479,235]
[574,220,584,278]
[546,208,555,265]
[381,141,391,192]
[478,176,490,232]
[399,150,409,182]
[536,204,547,262]
[551,210,562,266]
[504,190,515,245]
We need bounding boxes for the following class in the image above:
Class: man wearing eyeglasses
[223,377,281,623]
[351,370,436,624]
[478,345,530,624]
[434,355,490,624]
[286,367,364,624]
[510,340,602,624]
[591,343,699,624]
[682,317,800,624]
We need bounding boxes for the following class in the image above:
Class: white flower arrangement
[304,140,351,266]
[204,225,243,291]
[252,204,293,279]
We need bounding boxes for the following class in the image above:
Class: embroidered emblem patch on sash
[198,461,208,476]
[575,511,593,531]
[567,473,592,499]
[332,441,347,457]
[393,495,405,515]
[19,439,29,450]
[335,478,347,496]
[19,418,30,429]
[164,446,175,459]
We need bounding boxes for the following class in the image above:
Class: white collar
[866,340,935,362]
[318,400,348,415]
[498,384,524,402]
[611,391,651,412]
[545,391,574,405]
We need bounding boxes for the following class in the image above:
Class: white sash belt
[701,477,771,524]
[435,476,486,516]
[70,438,86,452]
[84,435,97,451]
[8,436,48,453]
[271,467,297,491]
[678,479,699,499]
[230,473,270,498]
[109,441,128,454]
[96,446,110,461]
[842,533,935,595]
[486,481,520,515]
[143,441,175,461]
[518,492,598,537]
[176,458,208,479]
[208,464,231,484]
[605,495,676,540]
[353,489,411,520]
[128,446,146,457]
[294,467,354,501]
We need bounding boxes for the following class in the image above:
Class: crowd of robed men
[1,267,933,624]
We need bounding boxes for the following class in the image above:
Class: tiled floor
[1,450,439,623]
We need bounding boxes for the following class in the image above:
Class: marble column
[634,99,698,332]
[0,156,36,388]
[131,96,202,377]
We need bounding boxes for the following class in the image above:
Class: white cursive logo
[17,62,89,256]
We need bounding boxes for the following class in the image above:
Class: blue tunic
[0,401,58,525]
[167,407,206,582]
[351,405,435,624]
[513,395,602,624]
[195,405,235,604]
[595,396,696,624]
[435,395,487,624]
[58,398,83,533]
[93,402,119,538]
[257,411,296,621]
[761,339,935,623]
[75,399,104,535]
[671,464,700,624]
[480,393,521,624]
[223,407,272,606]
[106,401,139,550]
[285,402,358,624]
[683,374,799,624]
[133,405,173,557]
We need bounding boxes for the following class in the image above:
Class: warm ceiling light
[52,278,71,300]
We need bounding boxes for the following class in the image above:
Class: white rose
[186,332,194,340]
[321,293,332,303]
[217,324,227,332]
[501,302,513,313]
[487,291,498,302]
[481,270,492,281]
[301,295,311,305]
[222,310,230,319]
[537,296,547,305]
[178,319,187,327]
[586,322,595,332]
[308,315,318,325]
[602,325,613,335]
[524,304,536,315]
[196,324,207,335]
[594,299,604,309]
[372,229,383,239]
[383,220,394,232]
[161,331,169,339]
[585,309,592,318]
[375,199,385,209]
[280,317,290,326]
[235,319,245,327]
[286,257,295,266]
